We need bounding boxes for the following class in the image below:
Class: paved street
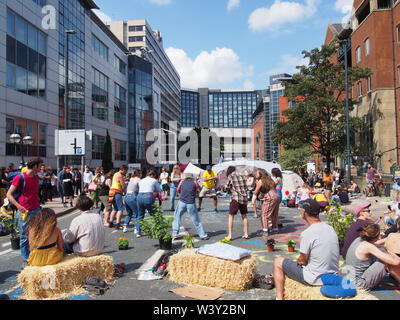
[0,196,398,300]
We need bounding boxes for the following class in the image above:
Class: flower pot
[11,237,20,250]
[159,238,172,250]
[288,246,295,253]
[267,245,274,252]
[118,245,129,250]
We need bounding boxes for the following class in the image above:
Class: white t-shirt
[83,171,93,184]
[160,172,169,185]
[300,222,339,285]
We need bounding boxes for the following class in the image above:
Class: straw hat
[385,233,400,254]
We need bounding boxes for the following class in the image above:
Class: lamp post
[9,133,34,167]
[65,30,76,130]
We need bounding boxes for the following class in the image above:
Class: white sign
[128,163,141,173]
[55,130,86,156]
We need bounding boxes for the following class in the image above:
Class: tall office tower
[181,89,200,127]
[108,20,181,131]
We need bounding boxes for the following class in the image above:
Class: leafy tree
[102,130,114,172]
[278,145,314,172]
[271,39,372,168]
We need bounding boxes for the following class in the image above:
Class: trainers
[122,226,128,233]
[201,236,209,241]
[135,231,142,238]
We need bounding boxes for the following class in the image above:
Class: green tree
[271,39,372,167]
[102,130,114,172]
[278,145,314,172]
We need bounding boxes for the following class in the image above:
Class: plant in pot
[266,239,275,252]
[5,216,19,250]
[137,204,173,250]
[183,233,194,249]
[118,237,129,250]
[287,240,296,252]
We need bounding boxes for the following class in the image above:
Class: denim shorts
[112,193,125,212]
[282,259,309,285]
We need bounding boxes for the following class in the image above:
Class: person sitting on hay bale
[273,198,340,300]
[345,223,400,291]
[63,195,104,257]
[27,208,63,267]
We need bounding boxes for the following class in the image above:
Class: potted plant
[118,237,129,250]
[287,240,296,252]
[6,215,19,250]
[266,239,275,252]
[138,204,173,250]
[183,234,194,249]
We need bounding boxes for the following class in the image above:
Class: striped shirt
[226,172,248,205]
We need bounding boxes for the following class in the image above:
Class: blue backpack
[7,172,25,212]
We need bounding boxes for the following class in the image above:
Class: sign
[55,130,86,156]
[128,163,141,173]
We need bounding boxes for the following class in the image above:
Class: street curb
[55,207,77,218]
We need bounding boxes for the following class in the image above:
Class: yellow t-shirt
[203,170,217,189]
[315,193,327,202]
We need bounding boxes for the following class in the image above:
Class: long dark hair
[271,168,282,179]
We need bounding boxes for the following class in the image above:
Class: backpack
[8,173,25,212]
[287,199,296,208]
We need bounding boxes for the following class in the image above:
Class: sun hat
[385,233,400,254]
[355,203,371,217]
[2,198,9,207]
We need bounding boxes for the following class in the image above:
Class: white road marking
[2,242,10,248]
[0,249,12,256]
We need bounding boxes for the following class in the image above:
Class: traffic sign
[55,130,86,156]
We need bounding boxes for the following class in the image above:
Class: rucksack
[8,173,25,212]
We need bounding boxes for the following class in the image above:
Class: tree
[278,145,314,172]
[102,130,114,172]
[271,39,372,168]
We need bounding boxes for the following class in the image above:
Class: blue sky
[93,0,353,90]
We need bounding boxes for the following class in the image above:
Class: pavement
[0,195,398,301]
[342,195,395,221]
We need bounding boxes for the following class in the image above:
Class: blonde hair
[28,208,57,250]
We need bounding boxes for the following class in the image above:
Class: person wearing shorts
[198,165,218,213]
[273,199,339,300]
[225,166,249,240]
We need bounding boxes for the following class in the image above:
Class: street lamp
[65,30,76,130]
[9,133,34,167]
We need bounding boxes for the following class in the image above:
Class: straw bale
[167,249,257,291]
[18,254,114,300]
[284,277,378,300]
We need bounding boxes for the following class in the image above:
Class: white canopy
[281,170,304,195]
[212,160,282,175]
[183,162,204,179]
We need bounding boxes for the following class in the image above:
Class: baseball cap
[355,203,371,217]
[298,199,320,216]
[206,165,212,171]
[385,233,400,254]
[185,173,194,179]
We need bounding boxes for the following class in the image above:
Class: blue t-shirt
[179,180,197,204]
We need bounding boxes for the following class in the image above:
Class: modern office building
[181,89,199,127]
[324,0,400,173]
[1,0,158,170]
[108,19,181,131]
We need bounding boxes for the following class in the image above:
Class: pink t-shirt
[12,172,40,211]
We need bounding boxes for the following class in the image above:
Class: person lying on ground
[273,199,340,300]
[27,208,63,267]
[63,195,104,257]
[341,203,373,260]
[345,222,400,290]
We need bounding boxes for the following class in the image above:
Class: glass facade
[92,68,108,121]
[265,88,284,161]
[181,90,199,127]
[6,10,47,99]
[92,134,105,160]
[114,83,127,127]
[208,91,258,128]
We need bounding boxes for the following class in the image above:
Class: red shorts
[229,199,248,216]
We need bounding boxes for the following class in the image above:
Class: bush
[137,204,172,240]
[325,201,355,245]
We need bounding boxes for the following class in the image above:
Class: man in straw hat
[172,173,209,241]
[273,198,339,300]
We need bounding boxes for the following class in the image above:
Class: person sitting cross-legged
[273,199,340,300]
[63,195,104,257]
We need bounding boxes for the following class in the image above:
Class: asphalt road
[0,197,398,301]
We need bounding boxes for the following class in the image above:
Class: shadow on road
[0,270,19,283]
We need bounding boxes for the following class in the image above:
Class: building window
[365,38,370,56]
[6,117,47,157]
[92,134,105,160]
[114,83,127,127]
[114,139,127,161]
[6,10,46,99]
[92,68,108,121]
[358,81,363,97]
[114,55,126,75]
[356,46,361,63]
[129,25,144,32]
[129,36,144,42]
[92,34,108,61]
[32,0,46,6]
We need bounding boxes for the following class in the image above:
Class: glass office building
[181,90,199,127]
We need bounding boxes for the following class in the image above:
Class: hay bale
[284,277,378,300]
[18,254,114,300]
[167,249,257,291]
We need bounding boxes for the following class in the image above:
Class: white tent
[183,162,204,179]
[212,160,282,175]
[282,170,304,195]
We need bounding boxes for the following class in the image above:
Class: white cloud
[227,0,240,11]
[248,0,319,32]
[334,0,353,13]
[92,9,112,25]
[165,47,253,89]
[266,53,309,78]
[149,0,172,5]
[242,79,255,91]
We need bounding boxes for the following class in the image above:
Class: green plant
[4,217,18,239]
[162,233,172,242]
[183,234,194,248]
[137,204,172,240]
[118,237,129,247]
[267,239,276,247]
[325,201,355,245]
[287,240,296,248]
